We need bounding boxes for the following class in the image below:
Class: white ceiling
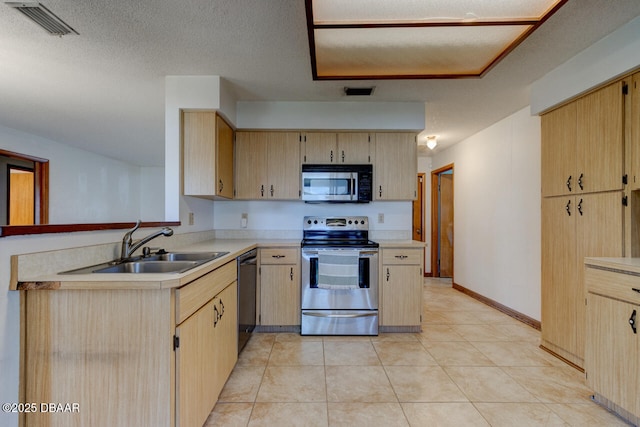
[1,0,640,166]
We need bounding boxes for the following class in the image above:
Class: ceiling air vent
[344,87,375,96]
[6,2,78,36]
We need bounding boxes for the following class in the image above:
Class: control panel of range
[303,216,369,231]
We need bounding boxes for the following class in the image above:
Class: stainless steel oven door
[301,248,378,310]
[301,172,356,202]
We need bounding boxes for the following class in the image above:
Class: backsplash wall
[212,200,413,240]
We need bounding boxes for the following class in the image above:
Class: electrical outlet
[378,213,384,223]
[241,213,248,228]
[188,212,194,225]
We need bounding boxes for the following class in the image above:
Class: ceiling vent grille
[6,2,78,36]
[344,87,375,96]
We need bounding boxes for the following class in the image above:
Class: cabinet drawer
[176,261,237,324]
[260,248,299,264]
[585,266,640,305]
[382,248,423,265]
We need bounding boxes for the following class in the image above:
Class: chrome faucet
[120,220,174,261]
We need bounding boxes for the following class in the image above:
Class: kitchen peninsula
[12,234,424,427]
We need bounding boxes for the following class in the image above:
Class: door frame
[430,163,454,278]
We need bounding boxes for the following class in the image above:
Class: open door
[431,164,454,278]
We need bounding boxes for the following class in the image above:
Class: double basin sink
[62,251,230,275]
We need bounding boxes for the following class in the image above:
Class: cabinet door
[541,196,578,357]
[381,265,422,326]
[630,72,640,189]
[266,132,300,199]
[260,264,300,325]
[213,282,238,399]
[375,133,417,200]
[577,81,624,193]
[585,294,638,413]
[216,115,235,199]
[302,133,337,164]
[182,111,234,199]
[235,131,268,199]
[575,191,624,356]
[176,298,216,427]
[337,132,372,164]
[541,103,577,197]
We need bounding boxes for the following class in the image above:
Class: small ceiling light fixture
[6,2,79,36]
[426,135,438,150]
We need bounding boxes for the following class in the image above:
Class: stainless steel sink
[94,261,201,274]
[145,251,228,262]
[60,251,229,274]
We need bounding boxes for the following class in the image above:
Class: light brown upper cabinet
[182,111,234,199]
[301,132,372,164]
[235,131,300,200]
[541,81,625,197]
[374,133,417,200]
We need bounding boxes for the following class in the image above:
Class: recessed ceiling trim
[6,2,79,36]
[306,0,569,80]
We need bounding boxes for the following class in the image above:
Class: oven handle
[302,311,378,318]
[302,250,378,256]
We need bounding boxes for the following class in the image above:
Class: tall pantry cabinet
[540,79,626,368]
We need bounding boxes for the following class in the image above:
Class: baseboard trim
[452,282,541,331]
[539,344,585,372]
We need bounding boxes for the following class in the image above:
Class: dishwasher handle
[238,249,258,265]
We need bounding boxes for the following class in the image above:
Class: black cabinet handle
[330,150,333,162]
[270,184,274,197]
[395,255,408,259]
[386,268,390,282]
[566,175,572,192]
[632,288,640,294]
[219,179,223,193]
[220,298,224,317]
[565,199,571,216]
[214,305,219,327]
[261,185,264,197]
[577,198,583,216]
[578,173,584,191]
[630,310,637,334]
[341,150,345,162]
[379,185,383,197]
[290,267,294,281]
[272,254,285,259]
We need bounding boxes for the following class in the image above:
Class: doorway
[431,164,454,278]
[412,173,425,242]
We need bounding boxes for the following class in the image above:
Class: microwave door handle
[351,173,356,200]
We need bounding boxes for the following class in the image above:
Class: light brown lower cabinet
[380,247,423,330]
[585,263,640,425]
[258,247,300,327]
[21,260,238,427]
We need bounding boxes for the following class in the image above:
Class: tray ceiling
[306,0,568,79]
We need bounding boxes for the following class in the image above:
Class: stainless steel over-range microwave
[301,164,373,202]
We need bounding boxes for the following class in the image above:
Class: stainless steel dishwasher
[237,249,257,353]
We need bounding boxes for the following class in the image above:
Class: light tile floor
[205,278,632,426]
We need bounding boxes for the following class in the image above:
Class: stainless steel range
[301,216,379,335]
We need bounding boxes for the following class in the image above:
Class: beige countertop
[15,238,425,291]
[15,239,298,291]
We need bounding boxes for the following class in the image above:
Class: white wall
[432,107,541,320]
[213,200,412,240]
[0,124,162,223]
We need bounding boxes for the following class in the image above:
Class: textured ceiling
[0,0,639,166]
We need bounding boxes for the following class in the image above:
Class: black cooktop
[301,239,379,249]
